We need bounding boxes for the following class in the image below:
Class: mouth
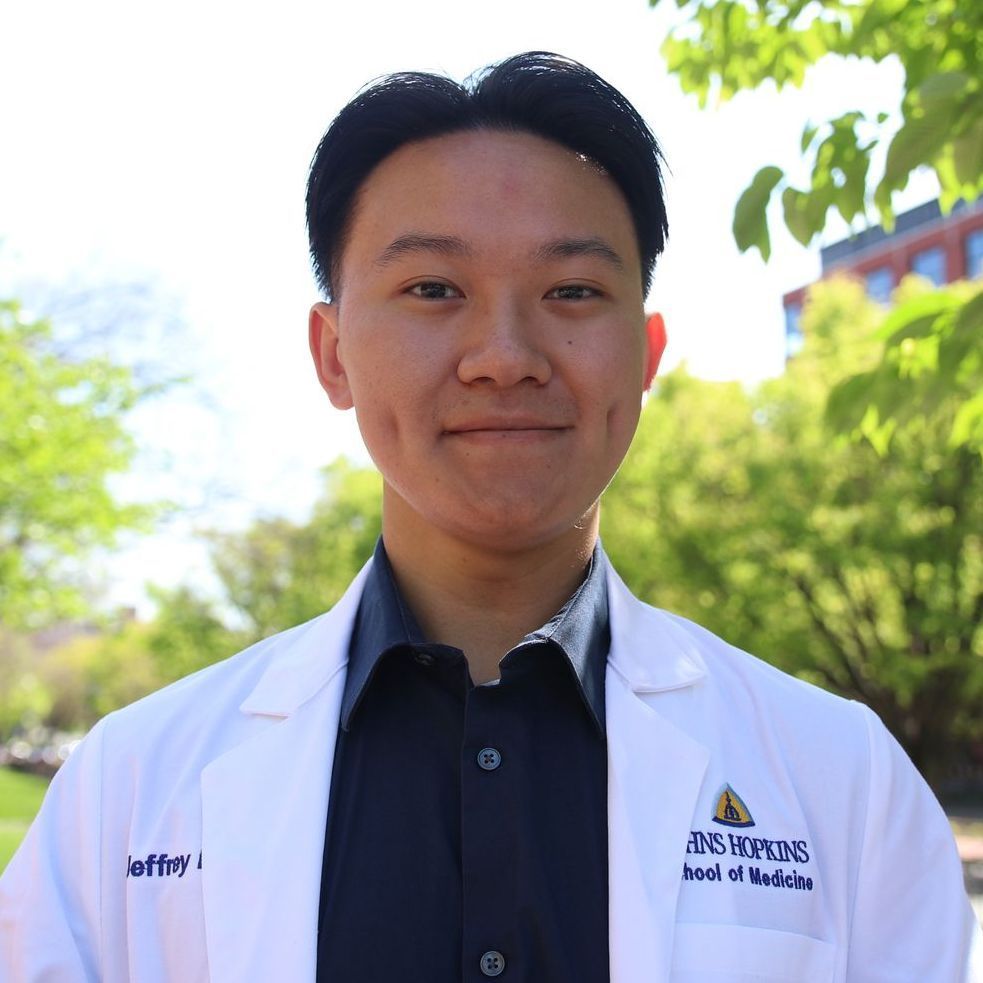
[443,421,571,443]
[445,415,570,432]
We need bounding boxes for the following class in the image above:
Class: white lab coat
[1,561,980,982]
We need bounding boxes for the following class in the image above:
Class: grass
[0,763,979,886]
[0,768,50,874]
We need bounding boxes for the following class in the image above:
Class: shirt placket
[461,680,516,980]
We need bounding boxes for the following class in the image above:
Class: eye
[407,281,463,300]
[546,284,602,301]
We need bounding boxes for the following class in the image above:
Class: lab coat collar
[238,559,372,717]
[605,562,707,693]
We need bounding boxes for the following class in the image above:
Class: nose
[456,302,552,388]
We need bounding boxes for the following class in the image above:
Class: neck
[382,491,599,684]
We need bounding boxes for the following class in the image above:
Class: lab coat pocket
[670,922,836,982]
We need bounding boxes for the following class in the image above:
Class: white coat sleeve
[847,704,982,982]
[0,719,107,982]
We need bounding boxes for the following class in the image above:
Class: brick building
[782,196,983,357]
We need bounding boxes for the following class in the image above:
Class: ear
[643,312,667,390]
[309,302,354,410]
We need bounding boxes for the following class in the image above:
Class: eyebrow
[373,232,626,272]
[533,236,625,271]
[375,233,474,268]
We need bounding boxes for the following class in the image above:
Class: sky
[0,0,929,613]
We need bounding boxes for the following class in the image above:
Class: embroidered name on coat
[127,852,202,878]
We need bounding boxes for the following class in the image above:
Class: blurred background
[1,0,980,912]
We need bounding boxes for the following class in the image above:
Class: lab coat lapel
[605,569,710,983]
[200,563,370,983]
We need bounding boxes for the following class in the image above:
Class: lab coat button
[477,747,502,771]
[480,950,506,976]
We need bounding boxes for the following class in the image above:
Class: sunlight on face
[312,130,654,552]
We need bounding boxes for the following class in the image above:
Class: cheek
[344,342,444,456]
[603,399,642,475]
[587,346,646,439]
[608,388,642,432]
[341,320,402,403]
[344,312,451,392]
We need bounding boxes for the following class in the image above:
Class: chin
[385,476,601,552]
[440,500,593,553]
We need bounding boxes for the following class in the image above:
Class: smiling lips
[444,417,571,440]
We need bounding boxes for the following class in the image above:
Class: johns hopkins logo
[712,784,755,828]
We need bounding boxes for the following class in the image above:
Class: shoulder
[77,604,350,785]
[609,570,871,749]
[674,608,882,758]
[666,609,858,712]
[611,590,911,839]
[98,560,373,750]
[101,619,310,737]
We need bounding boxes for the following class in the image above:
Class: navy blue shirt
[316,539,611,982]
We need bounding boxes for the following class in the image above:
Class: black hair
[306,51,668,300]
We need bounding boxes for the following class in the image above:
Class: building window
[865,267,893,303]
[784,303,804,358]
[911,245,946,286]
[966,229,983,279]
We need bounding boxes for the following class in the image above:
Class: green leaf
[949,392,983,449]
[952,117,983,186]
[885,73,973,188]
[953,290,983,335]
[825,371,876,431]
[917,71,972,106]
[877,290,960,342]
[873,180,896,231]
[832,139,870,223]
[801,122,819,153]
[883,115,948,189]
[860,405,896,457]
[733,165,784,260]
[782,187,816,245]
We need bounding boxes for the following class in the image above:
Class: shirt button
[480,950,506,977]
[477,747,501,771]
[414,651,435,667]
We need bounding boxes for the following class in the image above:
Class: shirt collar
[511,543,609,732]
[342,538,610,732]
[340,538,425,729]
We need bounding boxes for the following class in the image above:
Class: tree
[31,621,162,732]
[603,276,982,787]
[207,459,382,640]
[0,630,55,738]
[0,459,381,738]
[142,585,243,685]
[651,0,983,455]
[826,280,983,454]
[0,301,157,628]
[652,0,982,256]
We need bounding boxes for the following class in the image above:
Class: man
[1,52,979,982]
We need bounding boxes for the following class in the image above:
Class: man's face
[310,129,663,552]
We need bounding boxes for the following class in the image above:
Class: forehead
[339,130,640,279]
